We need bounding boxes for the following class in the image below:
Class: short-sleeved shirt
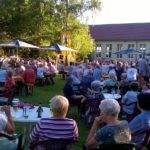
[121,91,139,114]
[127,68,138,81]
[95,120,130,145]
[129,111,150,148]
[0,114,7,131]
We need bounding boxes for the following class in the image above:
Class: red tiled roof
[89,23,150,41]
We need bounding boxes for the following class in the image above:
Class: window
[96,44,102,57]
[128,44,134,49]
[116,44,123,58]
[106,44,112,57]
[139,44,146,52]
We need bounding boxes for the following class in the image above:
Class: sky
[81,0,150,25]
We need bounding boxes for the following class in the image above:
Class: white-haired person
[86,99,131,149]
[87,80,104,100]
[30,95,78,148]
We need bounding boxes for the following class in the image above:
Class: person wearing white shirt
[127,65,138,81]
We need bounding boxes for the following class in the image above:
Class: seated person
[0,70,15,94]
[129,93,150,149]
[30,95,78,148]
[121,82,140,118]
[86,80,104,100]
[103,73,118,93]
[63,77,86,105]
[86,99,131,149]
[84,80,105,124]
[63,77,86,116]
[0,106,15,134]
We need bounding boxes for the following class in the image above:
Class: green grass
[16,75,90,150]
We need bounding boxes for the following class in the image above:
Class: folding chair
[83,143,136,150]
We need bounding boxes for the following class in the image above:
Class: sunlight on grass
[15,75,90,150]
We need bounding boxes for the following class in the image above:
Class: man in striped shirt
[30,95,78,143]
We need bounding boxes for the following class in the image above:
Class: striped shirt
[30,117,78,142]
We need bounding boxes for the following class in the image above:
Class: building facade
[89,23,150,61]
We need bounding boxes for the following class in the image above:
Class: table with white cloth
[11,106,51,148]
[104,93,121,100]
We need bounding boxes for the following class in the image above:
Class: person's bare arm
[2,106,15,134]
[86,115,104,149]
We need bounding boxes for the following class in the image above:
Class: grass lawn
[16,75,90,150]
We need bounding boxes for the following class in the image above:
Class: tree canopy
[0,0,101,59]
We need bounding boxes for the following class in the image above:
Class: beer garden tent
[0,40,39,57]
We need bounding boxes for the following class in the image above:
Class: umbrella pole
[17,47,18,61]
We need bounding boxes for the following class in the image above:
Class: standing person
[86,99,131,149]
[30,95,78,148]
[126,63,138,81]
[57,61,65,79]
[23,64,35,95]
[49,61,56,85]
[138,56,149,83]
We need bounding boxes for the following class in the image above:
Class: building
[89,23,150,61]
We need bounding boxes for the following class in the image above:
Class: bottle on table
[37,103,43,118]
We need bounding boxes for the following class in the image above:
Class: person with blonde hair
[86,99,131,149]
[30,95,78,145]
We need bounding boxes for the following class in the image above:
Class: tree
[71,22,94,59]
[0,0,101,58]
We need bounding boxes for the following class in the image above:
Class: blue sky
[81,0,150,24]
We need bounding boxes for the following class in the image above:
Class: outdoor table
[104,93,121,100]
[11,106,51,148]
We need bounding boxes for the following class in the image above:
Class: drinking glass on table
[23,103,30,118]
[12,99,19,112]
[111,88,116,98]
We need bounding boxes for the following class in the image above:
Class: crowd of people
[0,55,150,149]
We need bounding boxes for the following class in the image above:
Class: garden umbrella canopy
[41,43,77,52]
[0,40,39,49]
[113,48,143,55]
